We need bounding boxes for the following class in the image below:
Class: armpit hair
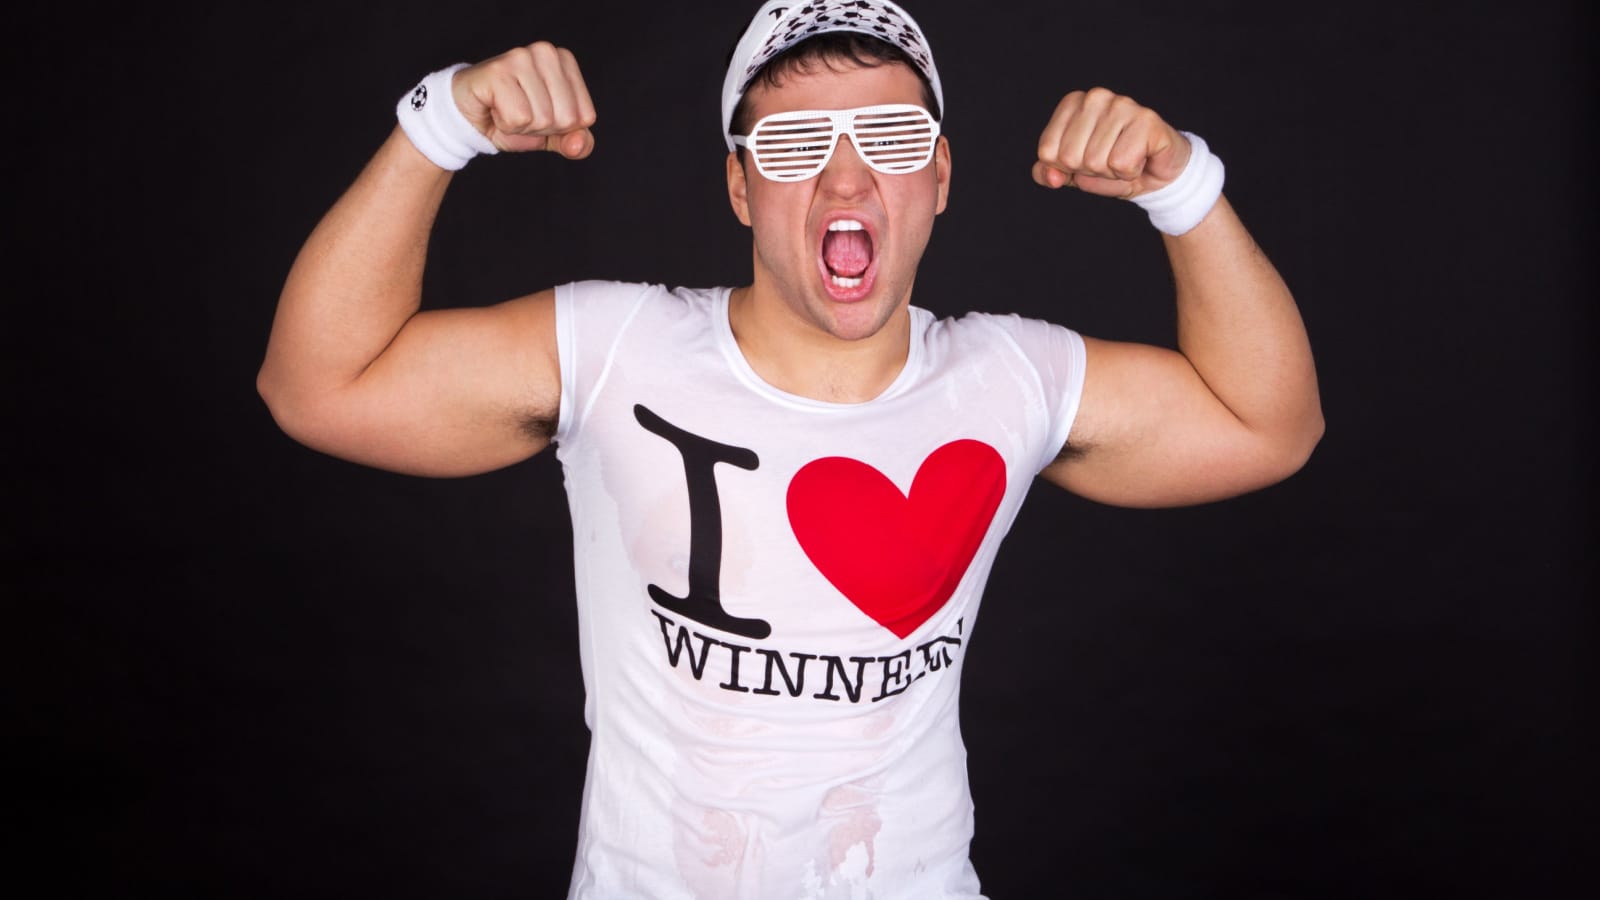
[1054,438,1090,463]
[520,411,557,443]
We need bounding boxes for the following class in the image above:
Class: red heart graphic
[786,440,1007,639]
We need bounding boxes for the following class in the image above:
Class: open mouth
[820,218,876,298]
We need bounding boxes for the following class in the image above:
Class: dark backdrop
[11,0,1593,897]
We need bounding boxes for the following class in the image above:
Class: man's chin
[813,291,905,343]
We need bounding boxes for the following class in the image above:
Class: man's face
[726,59,951,343]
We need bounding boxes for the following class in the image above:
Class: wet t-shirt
[553,281,1085,899]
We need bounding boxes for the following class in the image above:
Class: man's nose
[819,136,873,197]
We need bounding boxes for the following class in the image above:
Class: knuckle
[492,67,523,93]
[530,41,564,68]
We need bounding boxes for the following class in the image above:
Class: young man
[259,1,1322,896]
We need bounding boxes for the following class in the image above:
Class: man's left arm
[1034,89,1324,507]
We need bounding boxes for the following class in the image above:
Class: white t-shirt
[553,281,1086,899]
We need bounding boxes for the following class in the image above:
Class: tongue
[823,230,872,278]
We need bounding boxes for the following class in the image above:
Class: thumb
[1031,160,1072,189]
[549,127,595,160]
[495,128,594,158]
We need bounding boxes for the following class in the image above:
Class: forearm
[258,128,451,413]
[1166,195,1323,455]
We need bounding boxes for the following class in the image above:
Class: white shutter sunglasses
[731,104,941,183]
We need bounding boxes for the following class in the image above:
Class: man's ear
[726,151,752,226]
[934,134,951,215]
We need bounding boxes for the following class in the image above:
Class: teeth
[827,220,865,232]
[831,275,863,288]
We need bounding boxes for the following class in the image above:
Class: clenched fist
[454,42,597,159]
[1033,88,1189,200]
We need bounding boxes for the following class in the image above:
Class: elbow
[1300,400,1327,462]
[1306,405,1327,454]
[256,363,330,450]
[1234,404,1325,495]
[255,365,280,416]
[1269,405,1326,483]
[256,364,296,433]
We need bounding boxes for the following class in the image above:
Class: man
[258,1,1322,896]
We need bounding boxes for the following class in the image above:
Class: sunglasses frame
[731,104,942,183]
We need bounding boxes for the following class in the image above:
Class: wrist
[395,64,499,171]
[1132,131,1225,236]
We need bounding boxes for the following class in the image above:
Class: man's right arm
[256,43,596,477]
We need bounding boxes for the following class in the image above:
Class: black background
[11,0,1593,897]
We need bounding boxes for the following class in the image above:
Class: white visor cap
[721,0,944,151]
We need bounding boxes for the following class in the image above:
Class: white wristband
[1132,131,1225,236]
[395,64,499,171]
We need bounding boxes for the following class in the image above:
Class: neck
[727,285,913,403]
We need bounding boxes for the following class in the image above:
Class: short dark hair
[727,32,943,138]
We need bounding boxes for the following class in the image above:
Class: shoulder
[922,308,1084,362]
[558,280,729,326]
[559,279,720,303]
[924,308,1075,337]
